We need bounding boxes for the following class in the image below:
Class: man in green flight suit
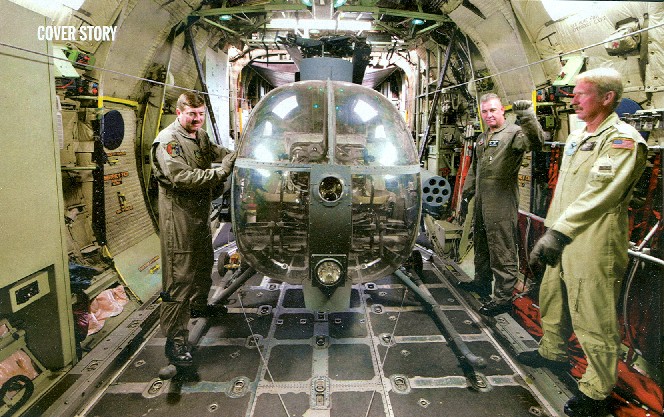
[522,68,648,417]
[151,92,236,366]
[459,93,544,316]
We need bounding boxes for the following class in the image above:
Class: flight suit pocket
[589,155,615,183]
[567,148,595,174]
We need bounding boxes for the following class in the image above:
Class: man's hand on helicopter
[217,151,237,177]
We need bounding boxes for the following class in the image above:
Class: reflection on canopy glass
[232,80,421,284]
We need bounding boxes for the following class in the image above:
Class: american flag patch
[611,138,634,150]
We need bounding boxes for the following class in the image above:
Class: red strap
[451,141,473,211]
[512,294,663,416]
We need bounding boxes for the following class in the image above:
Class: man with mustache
[151,92,236,366]
[459,93,544,316]
[523,67,648,417]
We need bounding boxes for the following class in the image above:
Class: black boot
[563,392,609,417]
[478,300,512,316]
[165,339,193,367]
[517,350,569,372]
[455,280,492,298]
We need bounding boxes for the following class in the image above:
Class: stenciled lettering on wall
[116,192,133,214]
[104,171,129,186]
[518,173,531,188]
[106,152,127,166]
[570,15,610,33]
[138,256,160,273]
[37,26,118,41]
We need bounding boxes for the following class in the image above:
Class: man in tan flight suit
[151,92,236,366]
[460,93,544,316]
[523,68,647,417]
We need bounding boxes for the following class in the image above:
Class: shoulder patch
[611,138,634,150]
[165,141,182,156]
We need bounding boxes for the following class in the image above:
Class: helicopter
[230,78,435,312]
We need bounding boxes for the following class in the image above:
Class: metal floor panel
[81,253,563,417]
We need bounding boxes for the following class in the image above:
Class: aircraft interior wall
[0,0,662,416]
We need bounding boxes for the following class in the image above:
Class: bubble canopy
[232,80,421,284]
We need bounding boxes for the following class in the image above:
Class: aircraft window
[239,81,417,167]
[349,173,420,279]
[232,81,421,284]
[233,167,310,281]
[239,81,327,163]
[333,85,416,166]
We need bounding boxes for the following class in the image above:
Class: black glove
[459,197,469,223]
[512,100,536,118]
[458,189,472,223]
[216,151,237,177]
[529,229,572,269]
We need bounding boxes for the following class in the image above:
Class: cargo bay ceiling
[50,0,664,108]
[185,0,471,90]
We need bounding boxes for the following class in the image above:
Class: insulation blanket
[87,285,129,336]
[0,351,39,388]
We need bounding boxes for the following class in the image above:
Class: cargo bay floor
[44,243,581,417]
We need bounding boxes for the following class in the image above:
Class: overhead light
[541,0,613,21]
[412,18,425,25]
[300,0,313,6]
[61,0,85,9]
[268,18,372,31]
[254,144,275,162]
[272,95,298,119]
[333,0,347,7]
[378,143,397,166]
[11,0,84,17]
[375,125,386,138]
[219,14,232,21]
[353,99,377,122]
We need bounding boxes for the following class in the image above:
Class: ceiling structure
[187,0,463,88]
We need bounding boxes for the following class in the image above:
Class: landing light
[315,259,342,286]
[412,18,425,25]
